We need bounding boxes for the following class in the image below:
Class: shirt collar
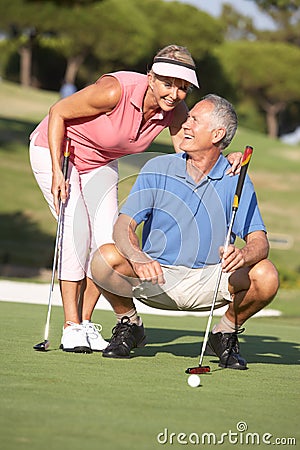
[174,152,229,181]
[207,154,229,180]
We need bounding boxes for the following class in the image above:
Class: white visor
[152,57,199,88]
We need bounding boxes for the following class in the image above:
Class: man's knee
[251,259,279,300]
[91,243,120,282]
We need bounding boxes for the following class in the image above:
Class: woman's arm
[48,75,121,213]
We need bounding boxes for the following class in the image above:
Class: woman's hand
[51,170,69,216]
[226,152,243,176]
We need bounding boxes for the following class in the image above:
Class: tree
[0,0,157,88]
[215,40,300,137]
[0,0,109,87]
[135,0,224,58]
[254,0,300,45]
[91,0,155,73]
[0,0,41,86]
[220,4,257,41]
[32,0,108,87]
[255,0,300,28]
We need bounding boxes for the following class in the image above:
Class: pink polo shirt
[30,72,175,174]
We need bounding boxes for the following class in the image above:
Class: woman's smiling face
[148,73,190,111]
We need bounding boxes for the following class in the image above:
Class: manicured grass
[1,80,299,448]
[0,80,59,122]
[0,82,58,268]
[1,76,299,450]
[0,300,299,450]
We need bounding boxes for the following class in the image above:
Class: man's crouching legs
[91,244,146,358]
[208,259,279,369]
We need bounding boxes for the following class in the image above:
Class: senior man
[91,94,279,369]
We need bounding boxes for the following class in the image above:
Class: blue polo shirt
[120,153,266,268]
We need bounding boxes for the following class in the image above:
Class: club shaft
[198,210,236,366]
[44,201,64,340]
[43,138,71,341]
[198,146,253,367]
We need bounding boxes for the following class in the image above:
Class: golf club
[33,137,71,351]
[186,145,254,374]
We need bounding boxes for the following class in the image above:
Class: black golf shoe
[102,316,146,359]
[207,329,247,370]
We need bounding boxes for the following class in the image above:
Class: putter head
[33,340,49,352]
[185,366,211,374]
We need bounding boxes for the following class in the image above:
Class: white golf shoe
[60,321,92,353]
[82,321,109,352]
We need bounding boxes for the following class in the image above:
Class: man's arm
[221,230,269,273]
[113,214,165,285]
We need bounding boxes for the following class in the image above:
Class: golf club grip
[61,137,71,179]
[232,146,253,211]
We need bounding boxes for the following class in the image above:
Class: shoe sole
[59,344,92,354]
[219,363,248,370]
[89,348,106,352]
[102,353,131,359]
[102,335,147,359]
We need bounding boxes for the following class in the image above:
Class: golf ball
[187,374,201,388]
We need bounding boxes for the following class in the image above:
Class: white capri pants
[29,134,118,281]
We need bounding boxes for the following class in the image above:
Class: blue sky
[174,0,276,30]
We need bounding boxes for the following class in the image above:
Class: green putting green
[0,300,299,450]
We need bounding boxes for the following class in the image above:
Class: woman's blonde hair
[154,44,196,68]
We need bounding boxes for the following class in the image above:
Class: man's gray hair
[202,94,238,150]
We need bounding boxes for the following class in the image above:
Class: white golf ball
[187,374,201,388]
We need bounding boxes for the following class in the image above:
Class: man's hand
[220,244,245,273]
[220,231,269,273]
[113,214,166,285]
[131,258,165,285]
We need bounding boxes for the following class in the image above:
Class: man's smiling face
[179,100,217,154]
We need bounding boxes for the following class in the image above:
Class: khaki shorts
[132,264,232,312]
